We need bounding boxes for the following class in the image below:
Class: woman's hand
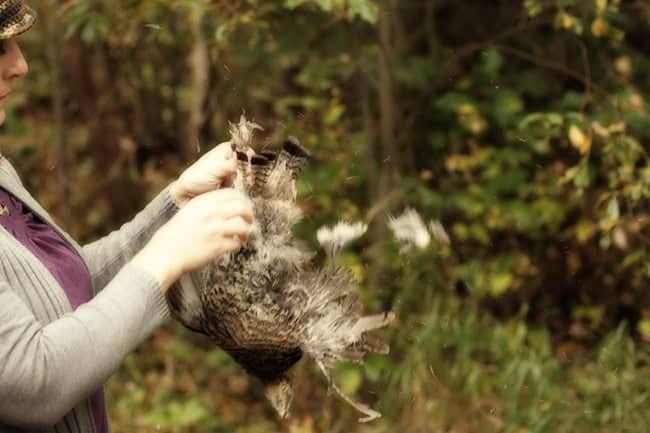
[133,188,254,290]
[169,141,238,207]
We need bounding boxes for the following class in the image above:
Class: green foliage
[4,0,650,431]
[107,304,650,433]
[284,0,378,22]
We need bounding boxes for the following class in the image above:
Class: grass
[107,292,650,433]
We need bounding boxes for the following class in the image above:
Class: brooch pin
[0,204,9,216]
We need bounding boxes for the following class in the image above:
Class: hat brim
[0,4,36,40]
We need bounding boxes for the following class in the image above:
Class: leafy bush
[2,0,650,431]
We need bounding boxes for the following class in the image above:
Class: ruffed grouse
[166,116,394,422]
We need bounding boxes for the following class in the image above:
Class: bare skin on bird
[166,115,395,422]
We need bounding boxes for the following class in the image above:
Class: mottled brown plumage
[166,117,394,422]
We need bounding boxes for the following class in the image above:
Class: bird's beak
[264,378,293,419]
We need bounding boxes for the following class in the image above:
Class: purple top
[0,187,107,433]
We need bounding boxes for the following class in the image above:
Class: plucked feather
[317,221,368,261]
[229,114,264,152]
[429,219,451,245]
[388,207,431,253]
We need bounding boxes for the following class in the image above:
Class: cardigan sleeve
[81,187,179,294]
[0,158,179,293]
[0,263,169,429]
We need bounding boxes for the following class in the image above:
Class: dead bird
[166,118,394,422]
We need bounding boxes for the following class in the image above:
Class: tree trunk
[185,13,210,160]
[44,0,70,228]
[367,0,402,292]
[360,74,377,203]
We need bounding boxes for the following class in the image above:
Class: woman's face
[0,38,28,125]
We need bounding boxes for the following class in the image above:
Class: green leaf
[573,159,593,189]
[489,272,513,297]
[480,48,503,81]
[491,89,524,126]
[607,197,620,221]
[638,319,650,340]
[348,0,378,22]
[335,364,364,395]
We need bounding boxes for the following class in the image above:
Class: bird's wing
[166,272,207,334]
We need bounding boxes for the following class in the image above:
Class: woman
[0,2,254,432]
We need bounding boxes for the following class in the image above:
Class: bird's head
[264,376,294,419]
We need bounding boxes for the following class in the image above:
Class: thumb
[221,171,237,188]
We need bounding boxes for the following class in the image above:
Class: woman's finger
[218,216,252,239]
[221,171,237,188]
[213,158,238,188]
[219,236,244,254]
[191,189,253,222]
[215,141,235,160]
[214,199,253,222]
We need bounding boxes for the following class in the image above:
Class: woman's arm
[81,187,179,293]
[82,140,237,292]
[0,185,253,429]
[0,263,169,429]
[0,187,254,429]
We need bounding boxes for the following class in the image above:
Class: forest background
[2,0,650,432]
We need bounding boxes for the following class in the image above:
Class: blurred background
[3,0,650,432]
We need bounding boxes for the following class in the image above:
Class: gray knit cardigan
[0,156,179,433]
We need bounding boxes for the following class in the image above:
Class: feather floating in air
[388,208,431,253]
[388,208,450,253]
[317,221,368,261]
[428,219,450,246]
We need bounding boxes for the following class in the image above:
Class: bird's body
[166,117,394,422]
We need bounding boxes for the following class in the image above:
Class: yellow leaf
[638,319,650,342]
[614,56,632,76]
[445,154,480,172]
[457,104,487,135]
[629,93,645,110]
[608,121,627,134]
[489,272,513,297]
[568,125,591,155]
[575,219,597,243]
[558,12,574,30]
[591,121,610,138]
[591,18,608,37]
[612,227,628,250]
